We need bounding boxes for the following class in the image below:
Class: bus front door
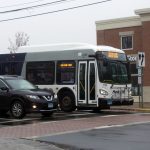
[78,61,96,106]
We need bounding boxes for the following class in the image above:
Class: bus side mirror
[96,53,103,60]
[95,51,103,60]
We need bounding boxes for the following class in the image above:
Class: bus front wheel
[59,92,76,112]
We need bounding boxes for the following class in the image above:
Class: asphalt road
[0,110,150,150]
[36,121,150,150]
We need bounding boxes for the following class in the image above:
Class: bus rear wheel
[59,92,76,112]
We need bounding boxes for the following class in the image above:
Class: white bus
[0,43,133,112]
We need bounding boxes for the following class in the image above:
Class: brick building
[95,8,150,102]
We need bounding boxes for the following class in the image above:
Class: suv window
[6,79,36,90]
[0,79,6,88]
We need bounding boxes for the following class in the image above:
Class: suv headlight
[99,89,108,95]
[26,95,40,100]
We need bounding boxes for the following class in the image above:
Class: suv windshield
[98,60,131,84]
[6,79,36,90]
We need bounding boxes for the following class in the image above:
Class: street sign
[138,52,145,67]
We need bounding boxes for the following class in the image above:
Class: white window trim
[119,31,134,36]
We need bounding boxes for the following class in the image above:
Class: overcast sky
[0,0,150,52]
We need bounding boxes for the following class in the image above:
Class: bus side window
[2,63,10,75]
[26,61,55,85]
[11,62,23,75]
[56,61,76,85]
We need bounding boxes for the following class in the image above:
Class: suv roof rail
[0,75,24,79]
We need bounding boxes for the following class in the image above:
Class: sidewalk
[0,138,64,150]
[111,102,150,112]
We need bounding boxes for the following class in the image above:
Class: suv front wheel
[10,101,26,119]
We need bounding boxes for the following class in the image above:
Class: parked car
[0,75,58,119]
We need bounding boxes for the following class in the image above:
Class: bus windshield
[97,60,131,84]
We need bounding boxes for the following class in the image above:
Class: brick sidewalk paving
[0,113,150,138]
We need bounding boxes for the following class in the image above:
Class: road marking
[0,112,93,125]
[0,118,39,124]
[101,115,120,117]
[0,113,95,125]
[94,121,150,129]
[0,114,121,124]
[66,112,94,117]
[29,121,150,139]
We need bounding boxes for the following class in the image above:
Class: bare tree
[8,32,29,53]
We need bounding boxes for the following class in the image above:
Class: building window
[121,35,133,50]
[119,31,134,50]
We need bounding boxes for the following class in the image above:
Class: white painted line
[28,121,150,139]
[0,118,39,124]
[101,115,120,118]
[66,112,94,117]
[95,121,150,129]
[26,113,129,126]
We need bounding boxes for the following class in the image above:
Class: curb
[111,107,150,113]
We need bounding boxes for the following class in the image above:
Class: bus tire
[59,92,76,112]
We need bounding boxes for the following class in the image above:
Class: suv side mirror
[0,87,9,92]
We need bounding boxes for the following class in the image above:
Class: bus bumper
[112,97,134,105]
[98,97,134,108]
[98,98,112,109]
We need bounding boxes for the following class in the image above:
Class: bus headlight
[99,89,108,95]
[129,90,132,96]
